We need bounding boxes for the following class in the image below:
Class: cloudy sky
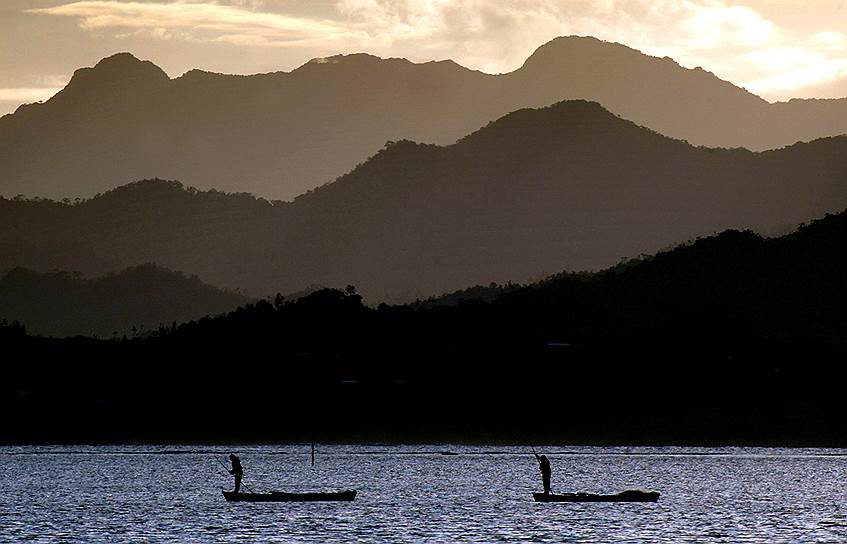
[2,0,847,115]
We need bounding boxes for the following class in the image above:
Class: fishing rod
[215,456,255,493]
[214,456,230,472]
[211,462,230,479]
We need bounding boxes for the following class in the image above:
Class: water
[1,445,844,543]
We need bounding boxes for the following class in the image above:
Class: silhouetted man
[535,453,552,494]
[228,454,244,493]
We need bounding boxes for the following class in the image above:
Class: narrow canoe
[223,490,357,502]
[533,489,659,503]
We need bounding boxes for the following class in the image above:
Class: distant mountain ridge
[0,264,251,338]
[7,211,847,444]
[4,100,847,301]
[3,36,847,200]
[430,208,847,345]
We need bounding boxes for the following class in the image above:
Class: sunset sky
[2,0,847,115]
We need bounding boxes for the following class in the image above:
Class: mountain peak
[94,52,142,67]
[456,99,646,149]
[92,52,169,81]
[307,53,394,66]
[521,35,663,71]
[60,53,169,97]
[521,36,756,94]
[503,98,615,121]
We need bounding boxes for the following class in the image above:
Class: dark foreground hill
[4,212,846,445]
[3,36,847,200]
[0,264,250,338]
[4,101,847,301]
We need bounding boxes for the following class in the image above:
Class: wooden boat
[223,489,357,502]
[533,489,660,503]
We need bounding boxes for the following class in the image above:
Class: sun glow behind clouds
[25,0,847,101]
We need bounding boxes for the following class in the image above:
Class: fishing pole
[215,456,229,472]
[215,456,255,493]
[211,462,230,479]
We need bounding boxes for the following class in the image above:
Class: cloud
[331,1,794,78]
[30,1,367,48]
[743,53,847,97]
[29,1,790,66]
[812,31,847,49]
[678,4,780,49]
[332,0,847,99]
[28,0,847,100]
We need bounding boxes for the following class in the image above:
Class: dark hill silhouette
[3,37,847,200]
[150,207,847,348]
[0,179,280,291]
[4,101,847,301]
[484,213,847,347]
[3,211,846,444]
[0,264,251,338]
[258,101,847,298]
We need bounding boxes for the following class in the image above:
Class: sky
[2,0,847,115]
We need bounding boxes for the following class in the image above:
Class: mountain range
[0,264,250,338]
[5,210,847,443]
[4,100,847,301]
[3,36,847,201]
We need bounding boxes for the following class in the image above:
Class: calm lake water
[0,445,844,543]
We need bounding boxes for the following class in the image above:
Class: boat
[222,489,357,502]
[533,489,660,503]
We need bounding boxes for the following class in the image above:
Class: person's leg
[235,474,242,493]
[543,474,551,494]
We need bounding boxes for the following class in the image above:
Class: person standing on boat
[535,453,552,494]
[228,454,244,493]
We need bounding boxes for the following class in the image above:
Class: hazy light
[30,1,366,47]
[0,87,63,103]
[22,0,847,101]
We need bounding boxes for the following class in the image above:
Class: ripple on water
[0,445,844,543]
